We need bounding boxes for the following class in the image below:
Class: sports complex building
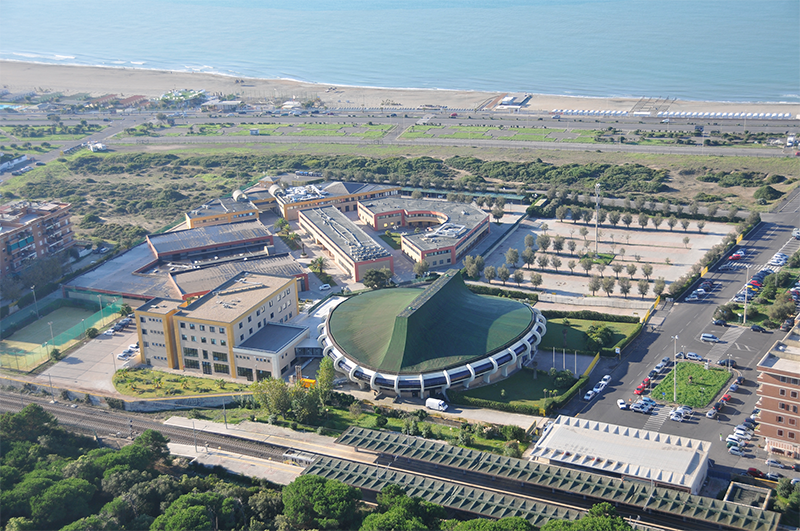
[317,270,546,397]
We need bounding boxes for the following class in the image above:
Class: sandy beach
[2,61,798,115]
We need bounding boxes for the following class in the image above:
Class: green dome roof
[327,270,534,374]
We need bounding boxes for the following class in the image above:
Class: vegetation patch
[651,362,731,407]
[113,368,250,397]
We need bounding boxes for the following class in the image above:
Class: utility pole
[743,264,751,324]
[31,286,40,318]
[594,182,601,255]
[48,322,55,356]
[193,420,198,452]
[671,335,679,402]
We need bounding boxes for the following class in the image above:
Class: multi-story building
[267,180,401,220]
[357,198,490,268]
[0,201,74,279]
[756,337,800,458]
[298,206,393,282]
[134,271,309,381]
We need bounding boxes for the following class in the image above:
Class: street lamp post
[594,182,601,255]
[97,295,104,324]
[31,286,40,319]
[743,264,751,325]
[48,321,55,357]
[671,335,679,402]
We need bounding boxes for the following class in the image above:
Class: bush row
[540,309,639,323]
[448,392,543,417]
[466,283,538,303]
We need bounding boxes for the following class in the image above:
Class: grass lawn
[537,319,637,352]
[651,362,731,407]
[113,368,250,398]
[460,368,560,409]
[379,233,402,249]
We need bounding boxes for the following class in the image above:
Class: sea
[1,0,798,103]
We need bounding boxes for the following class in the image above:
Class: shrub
[86,327,99,339]
[105,397,125,410]
[503,441,522,458]
[374,415,388,428]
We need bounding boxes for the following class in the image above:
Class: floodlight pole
[97,295,104,323]
[743,265,751,324]
[31,286,40,318]
[671,335,678,402]
[48,322,55,354]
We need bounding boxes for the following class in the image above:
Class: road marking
[642,407,669,432]
[706,327,746,362]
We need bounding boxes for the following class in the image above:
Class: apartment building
[757,340,800,458]
[0,201,74,279]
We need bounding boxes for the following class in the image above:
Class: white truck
[425,398,448,411]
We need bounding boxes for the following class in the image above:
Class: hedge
[540,309,639,323]
[549,374,590,412]
[466,283,538,303]
[448,392,544,417]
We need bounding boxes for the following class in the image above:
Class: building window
[778,429,784,436]
[780,403,786,410]
[790,418,796,426]
[795,405,798,413]
[777,416,785,423]
[219,327,225,334]
[190,335,196,342]
[209,326,215,333]
[240,334,244,341]
[248,316,252,323]
[213,363,229,374]
[201,337,207,343]
[185,359,200,369]
[249,328,253,335]
[780,389,786,396]
[180,322,186,328]
[212,351,228,363]
[791,432,796,439]
[189,323,195,330]
[237,367,254,381]
[199,325,205,331]
[271,312,274,319]
[239,323,243,329]
[792,391,798,398]
[211,338,217,345]
[220,339,227,346]
[181,334,187,341]
[183,347,199,358]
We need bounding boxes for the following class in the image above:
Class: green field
[113,368,250,397]
[537,319,638,352]
[458,368,559,409]
[651,362,731,407]
[379,233,402,249]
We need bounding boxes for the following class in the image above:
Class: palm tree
[311,256,327,275]
[286,232,300,250]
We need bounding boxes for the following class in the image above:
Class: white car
[669,412,684,422]
[654,362,665,372]
[685,294,699,302]
[616,399,628,410]
[129,344,139,350]
[729,446,745,457]
[593,382,607,393]
[706,409,717,419]
[103,329,114,336]
[319,284,331,291]
[765,458,785,469]
[601,375,612,384]
[733,430,752,440]
[686,352,703,361]
[583,390,597,401]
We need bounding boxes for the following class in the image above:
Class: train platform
[168,443,302,485]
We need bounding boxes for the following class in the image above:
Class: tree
[411,190,423,199]
[484,265,496,283]
[119,303,133,316]
[667,216,678,231]
[707,205,718,218]
[362,268,392,289]
[653,277,666,297]
[681,218,691,231]
[595,263,606,277]
[537,255,549,270]
[521,247,535,269]
[524,234,535,248]
[252,377,292,418]
[571,207,583,223]
[579,257,593,275]
[683,236,690,248]
[552,235,565,254]
[581,209,594,224]
[638,213,650,229]
[588,275,601,296]
[637,278,650,299]
[537,234,551,253]
[567,239,577,255]
[626,264,637,279]
[505,248,519,268]
[622,212,633,228]
[286,232,300,249]
[133,429,170,463]
[579,227,589,241]
[611,263,624,279]
[608,210,621,227]
[282,475,361,529]
[697,220,706,233]
[530,272,543,290]
[491,207,504,224]
[274,218,290,234]
[513,270,524,286]
[652,214,663,229]
[642,263,653,280]
[555,205,568,222]
[413,260,430,278]
[497,265,510,285]
[31,478,96,529]
[618,277,631,298]
[316,357,335,407]
[601,277,616,296]
[551,256,562,272]
[597,209,607,225]
[310,256,327,275]
[567,260,576,275]
[49,348,61,362]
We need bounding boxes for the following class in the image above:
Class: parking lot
[561,217,800,484]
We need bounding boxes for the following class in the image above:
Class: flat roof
[530,416,710,490]
[148,221,272,256]
[186,197,256,219]
[757,347,800,373]
[359,197,489,251]
[172,254,305,297]
[300,206,390,263]
[177,272,292,323]
[137,298,182,315]
[277,181,397,204]
[238,323,307,353]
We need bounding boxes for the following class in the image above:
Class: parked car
[319,284,331,291]
[117,353,131,360]
[721,394,732,402]
[661,356,671,364]
[676,351,685,359]
[733,430,752,440]
[634,386,644,395]
[593,382,607,393]
[641,396,657,406]
[583,390,597,401]
[686,352,703,361]
[601,374,612,384]
[718,359,737,368]
[712,319,726,326]
[685,294,699,302]
[642,377,651,386]
[701,333,720,343]
[747,468,764,477]
[729,253,743,260]
[648,369,658,378]
[766,472,783,481]
[706,409,717,419]
[729,446,745,457]
[714,402,724,411]
[616,399,628,410]
[765,459,785,469]
[751,325,766,333]
[729,384,739,392]
[781,319,794,331]
[631,403,649,413]
[103,330,114,336]
[669,412,684,422]
[735,424,753,433]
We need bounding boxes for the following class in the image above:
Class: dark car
[781,320,794,332]
[648,370,658,378]
[712,319,726,326]
[736,376,745,385]
[751,325,766,333]
[713,402,724,411]
[718,359,737,368]
[676,351,685,359]
[792,464,800,472]
[747,468,765,478]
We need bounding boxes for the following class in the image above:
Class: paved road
[560,192,800,480]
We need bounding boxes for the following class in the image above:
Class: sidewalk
[168,443,303,485]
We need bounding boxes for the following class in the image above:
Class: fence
[537,292,652,310]
[0,295,122,372]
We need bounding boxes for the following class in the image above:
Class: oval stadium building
[317,270,546,397]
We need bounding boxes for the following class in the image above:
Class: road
[561,192,800,482]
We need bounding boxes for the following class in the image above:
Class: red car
[721,394,732,402]
[729,253,743,260]
[642,377,651,386]
[634,387,644,395]
[747,467,764,478]
[749,280,762,287]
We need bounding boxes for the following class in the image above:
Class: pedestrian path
[642,406,669,432]
[706,327,746,363]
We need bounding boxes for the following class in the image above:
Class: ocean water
[1,0,798,102]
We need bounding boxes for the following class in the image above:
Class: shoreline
[2,60,798,115]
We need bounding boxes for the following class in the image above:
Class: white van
[701,333,720,343]
[425,398,448,411]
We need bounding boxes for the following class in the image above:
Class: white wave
[12,52,42,58]
[54,55,75,60]
[130,61,145,65]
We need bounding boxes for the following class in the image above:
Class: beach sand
[2,60,797,115]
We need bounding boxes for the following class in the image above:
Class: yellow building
[269,181,401,221]
[134,271,309,381]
